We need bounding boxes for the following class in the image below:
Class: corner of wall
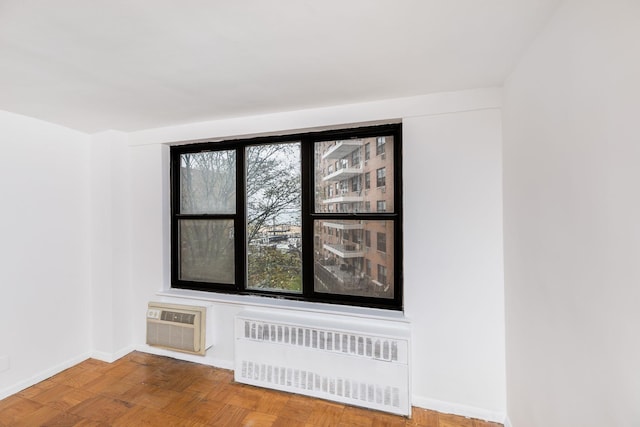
[411,395,506,424]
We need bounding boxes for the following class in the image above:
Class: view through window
[171,124,402,309]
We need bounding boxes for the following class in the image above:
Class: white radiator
[234,309,411,415]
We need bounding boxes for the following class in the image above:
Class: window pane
[246,143,302,293]
[315,136,394,213]
[180,151,236,214]
[314,220,394,299]
[179,219,234,284]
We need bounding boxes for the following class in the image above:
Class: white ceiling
[0,0,560,133]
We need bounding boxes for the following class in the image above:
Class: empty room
[0,1,638,426]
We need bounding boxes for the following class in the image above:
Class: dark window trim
[170,123,403,310]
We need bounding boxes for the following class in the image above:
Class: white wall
[0,110,92,398]
[90,131,134,361]
[404,110,505,419]
[502,1,640,426]
[126,89,507,421]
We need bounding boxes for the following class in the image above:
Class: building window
[376,167,386,187]
[365,143,370,160]
[376,137,386,156]
[377,232,386,253]
[171,124,402,309]
[351,149,360,166]
[352,176,360,192]
[377,264,387,286]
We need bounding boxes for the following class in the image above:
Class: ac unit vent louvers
[161,311,195,324]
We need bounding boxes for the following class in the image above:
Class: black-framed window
[171,124,402,310]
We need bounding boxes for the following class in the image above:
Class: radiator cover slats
[234,310,411,416]
[243,320,401,362]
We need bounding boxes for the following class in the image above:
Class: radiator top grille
[161,311,195,324]
[242,319,399,362]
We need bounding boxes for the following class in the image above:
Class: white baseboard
[0,351,92,400]
[91,345,136,363]
[135,344,235,370]
[411,395,506,424]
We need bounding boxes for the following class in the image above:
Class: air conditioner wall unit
[146,302,213,355]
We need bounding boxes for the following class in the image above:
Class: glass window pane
[246,143,302,293]
[180,151,236,214]
[314,220,394,299]
[179,219,234,284]
[314,136,394,213]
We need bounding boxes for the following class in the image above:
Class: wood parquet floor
[0,351,503,427]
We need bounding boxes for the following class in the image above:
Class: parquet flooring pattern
[0,352,503,427]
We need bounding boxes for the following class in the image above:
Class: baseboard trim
[135,344,235,370]
[0,351,92,400]
[91,345,136,363]
[411,395,506,424]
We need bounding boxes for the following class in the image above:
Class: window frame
[170,123,403,310]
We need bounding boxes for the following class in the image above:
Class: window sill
[156,288,408,323]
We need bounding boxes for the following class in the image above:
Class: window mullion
[300,136,314,299]
[236,145,246,292]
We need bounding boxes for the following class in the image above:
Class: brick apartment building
[314,135,395,299]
